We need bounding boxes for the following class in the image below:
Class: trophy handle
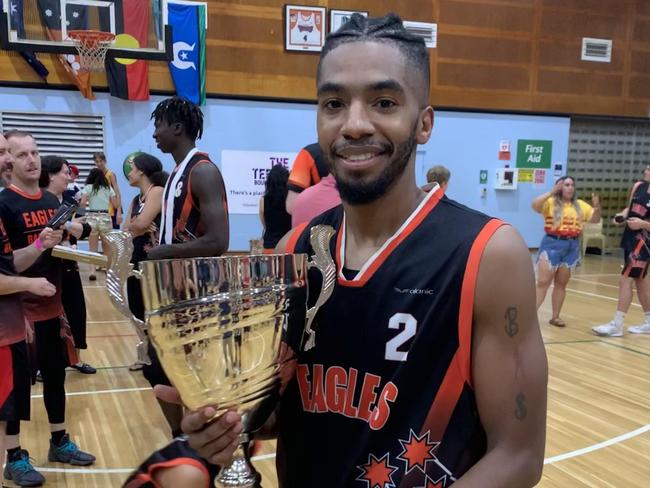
[303,225,337,351]
[103,231,150,366]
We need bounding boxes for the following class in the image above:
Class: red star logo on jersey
[419,475,447,488]
[356,453,398,488]
[396,430,439,473]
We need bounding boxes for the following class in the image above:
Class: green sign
[479,169,488,184]
[516,140,552,169]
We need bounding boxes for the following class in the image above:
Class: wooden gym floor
[4,254,650,487]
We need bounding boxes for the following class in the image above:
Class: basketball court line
[564,287,641,308]
[572,273,621,278]
[29,422,650,474]
[87,319,130,324]
[569,277,619,289]
[598,340,650,358]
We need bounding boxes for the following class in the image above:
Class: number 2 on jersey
[385,313,417,361]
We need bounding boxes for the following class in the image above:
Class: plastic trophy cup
[103,226,336,487]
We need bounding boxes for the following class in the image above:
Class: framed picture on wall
[329,9,368,33]
[284,5,327,52]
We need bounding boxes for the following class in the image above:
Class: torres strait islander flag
[104,0,150,101]
[168,1,206,105]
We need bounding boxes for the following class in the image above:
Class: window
[0,110,105,181]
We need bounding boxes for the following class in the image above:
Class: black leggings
[6,318,67,435]
[62,265,87,349]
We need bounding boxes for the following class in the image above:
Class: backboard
[1,0,171,61]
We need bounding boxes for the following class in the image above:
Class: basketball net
[68,30,115,72]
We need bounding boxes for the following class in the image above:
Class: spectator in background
[593,164,650,337]
[40,156,95,375]
[285,143,329,215]
[291,173,341,228]
[80,168,118,281]
[259,165,292,253]
[63,164,82,204]
[93,152,123,229]
[532,176,601,327]
[122,153,168,370]
[422,164,450,192]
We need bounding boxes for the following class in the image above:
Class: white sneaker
[627,322,650,334]
[592,322,624,337]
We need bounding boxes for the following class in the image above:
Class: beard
[327,130,417,205]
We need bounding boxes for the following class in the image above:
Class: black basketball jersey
[0,218,25,347]
[122,436,219,488]
[159,150,228,245]
[278,188,504,488]
[622,181,650,250]
[0,186,62,321]
[130,194,161,266]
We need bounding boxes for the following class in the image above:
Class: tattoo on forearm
[514,392,527,421]
[505,306,519,337]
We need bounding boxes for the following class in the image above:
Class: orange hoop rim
[68,30,115,46]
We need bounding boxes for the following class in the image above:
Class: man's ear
[416,106,434,145]
[173,123,184,136]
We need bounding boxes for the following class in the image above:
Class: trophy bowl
[139,253,308,420]
[103,226,336,488]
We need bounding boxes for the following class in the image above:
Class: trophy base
[215,441,261,488]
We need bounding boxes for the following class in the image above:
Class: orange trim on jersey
[457,218,505,388]
[285,223,308,253]
[419,218,504,442]
[336,185,443,288]
[623,238,646,277]
[125,457,210,488]
[8,185,42,200]
[288,148,317,190]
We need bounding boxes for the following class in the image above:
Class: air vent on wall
[581,37,612,63]
[403,21,437,49]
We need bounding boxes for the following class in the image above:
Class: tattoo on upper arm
[505,306,519,337]
[514,392,527,421]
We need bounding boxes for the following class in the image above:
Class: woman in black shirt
[259,165,292,253]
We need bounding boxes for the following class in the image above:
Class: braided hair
[318,13,430,101]
[151,97,204,141]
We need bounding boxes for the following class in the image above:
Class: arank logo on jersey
[394,287,435,296]
[296,364,398,430]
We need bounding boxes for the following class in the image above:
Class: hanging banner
[221,150,296,214]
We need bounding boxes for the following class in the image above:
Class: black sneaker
[70,363,97,374]
[3,449,45,487]
[48,434,96,466]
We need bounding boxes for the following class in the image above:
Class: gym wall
[0,0,649,117]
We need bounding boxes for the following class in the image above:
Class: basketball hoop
[68,30,115,72]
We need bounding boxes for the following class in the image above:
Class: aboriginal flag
[103,0,150,101]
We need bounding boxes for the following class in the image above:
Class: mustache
[330,140,393,155]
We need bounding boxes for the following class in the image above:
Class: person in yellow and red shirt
[532,176,601,327]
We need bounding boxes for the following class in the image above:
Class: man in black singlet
[0,131,95,486]
[149,97,229,259]
[141,98,229,441]
[149,14,548,488]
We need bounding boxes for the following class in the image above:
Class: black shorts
[623,238,650,279]
[0,341,31,422]
[123,436,218,488]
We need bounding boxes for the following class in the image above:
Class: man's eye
[324,100,343,110]
[377,99,396,109]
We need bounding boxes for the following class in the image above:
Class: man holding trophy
[113,13,547,488]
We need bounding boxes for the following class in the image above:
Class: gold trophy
[103,226,336,487]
